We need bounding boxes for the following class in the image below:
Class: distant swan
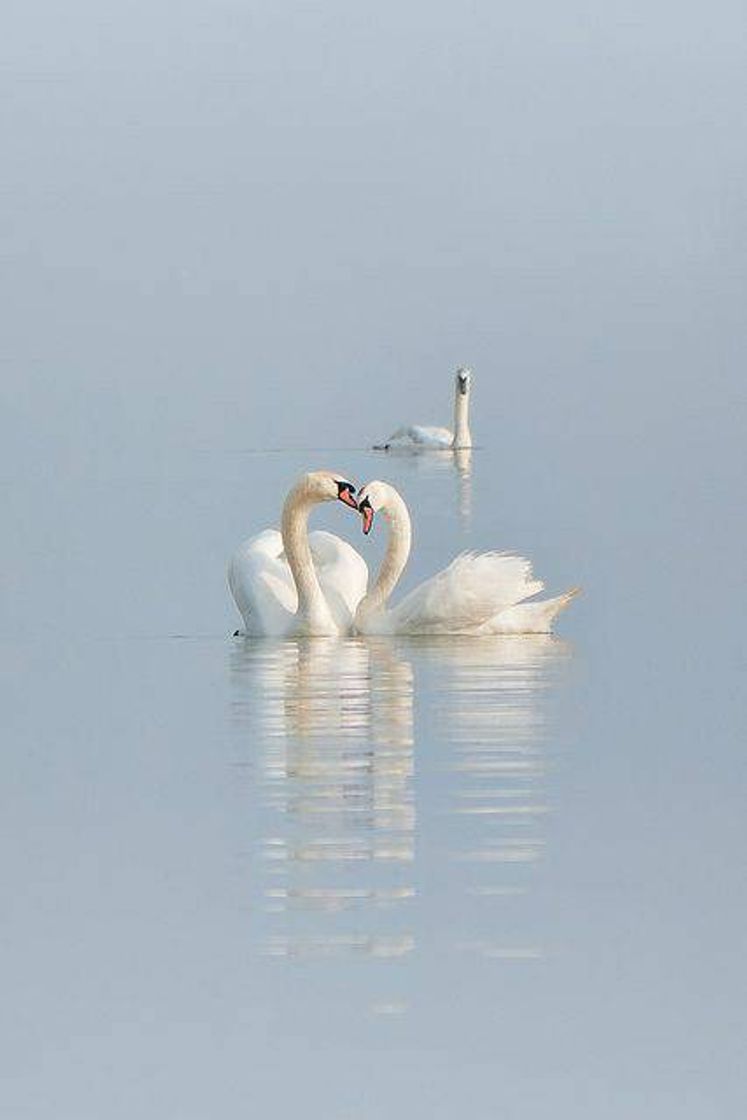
[354,480,579,635]
[374,367,473,450]
[229,471,367,637]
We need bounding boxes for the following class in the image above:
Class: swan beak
[336,481,358,509]
[457,374,469,396]
[359,500,374,535]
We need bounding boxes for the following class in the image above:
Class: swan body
[228,471,367,637]
[354,481,579,636]
[374,367,473,451]
[379,424,455,450]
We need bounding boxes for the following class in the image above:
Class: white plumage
[384,552,544,635]
[374,367,474,451]
[228,472,367,637]
[378,424,456,451]
[354,481,579,636]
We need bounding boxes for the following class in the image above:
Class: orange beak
[361,504,374,535]
[337,484,358,509]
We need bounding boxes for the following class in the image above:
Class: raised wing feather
[228,529,367,636]
[388,552,544,635]
[309,531,368,628]
[228,530,297,636]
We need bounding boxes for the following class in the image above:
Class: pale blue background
[1,2,745,1116]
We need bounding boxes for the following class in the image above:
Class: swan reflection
[408,634,569,962]
[230,638,415,964]
[454,446,472,526]
[230,634,570,989]
[373,445,473,529]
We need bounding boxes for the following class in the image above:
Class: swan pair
[228,471,578,638]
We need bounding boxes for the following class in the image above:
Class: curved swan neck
[358,487,412,619]
[452,383,472,448]
[281,481,333,629]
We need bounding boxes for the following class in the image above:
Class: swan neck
[358,490,412,621]
[453,385,472,448]
[281,483,331,628]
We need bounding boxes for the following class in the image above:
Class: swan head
[356,480,390,535]
[456,366,472,397]
[303,470,359,509]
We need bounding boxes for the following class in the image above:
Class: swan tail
[484,586,581,634]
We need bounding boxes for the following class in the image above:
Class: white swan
[228,471,368,637]
[354,480,579,636]
[374,367,473,450]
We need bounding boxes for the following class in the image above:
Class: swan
[374,366,473,450]
[353,480,579,636]
[228,471,367,637]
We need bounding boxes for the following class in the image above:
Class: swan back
[388,551,544,635]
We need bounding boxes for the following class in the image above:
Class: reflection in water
[230,634,569,1003]
[413,636,569,961]
[454,447,472,527]
[230,639,415,968]
[375,446,473,528]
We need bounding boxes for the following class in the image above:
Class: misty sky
[1,0,745,638]
[2,0,746,454]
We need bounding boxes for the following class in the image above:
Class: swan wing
[228,529,297,636]
[229,529,368,636]
[388,552,544,635]
[309,530,369,629]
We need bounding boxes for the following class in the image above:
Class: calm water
[2,429,744,1118]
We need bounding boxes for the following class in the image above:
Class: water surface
[2,436,744,1118]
